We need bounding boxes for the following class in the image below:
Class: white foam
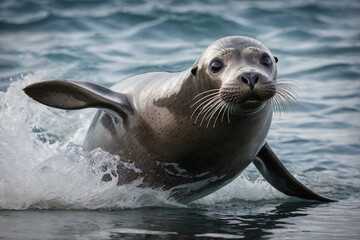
[0,73,284,210]
[195,173,286,205]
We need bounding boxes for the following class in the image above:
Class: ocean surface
[0,0,359,239]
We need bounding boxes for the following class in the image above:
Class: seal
[23,36,335,203]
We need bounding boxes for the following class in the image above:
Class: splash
[0,73,284,210]
[195,173,285,205]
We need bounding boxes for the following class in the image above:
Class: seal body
[23,36,335,203]
[84,72,273,201]
[84,37,276,201]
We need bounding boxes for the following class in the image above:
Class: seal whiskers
[192,89,219,100]
[213,101,228,128]
[203,99,226,128]
[193,95,220,124]
[271,80,298,115]
[190,92,219,119]
[191,89,231,128]
[199,97,222,126]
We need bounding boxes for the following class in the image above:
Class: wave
[0,10,50,25]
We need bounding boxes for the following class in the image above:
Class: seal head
[190,36,279,128]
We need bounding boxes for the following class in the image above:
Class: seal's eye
[209,59,225,73]
[260,55,272,67]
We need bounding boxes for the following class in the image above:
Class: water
[0,0,359,239]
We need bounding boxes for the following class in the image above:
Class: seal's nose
[240,73,260,90]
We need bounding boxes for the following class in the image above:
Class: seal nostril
[253,75,259,84]
[241,76,250,85]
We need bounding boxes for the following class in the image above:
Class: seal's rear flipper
[254,142,336,202]
[23,80,133,122]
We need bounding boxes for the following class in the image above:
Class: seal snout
[239,72,260,90]
[218,69,276,112]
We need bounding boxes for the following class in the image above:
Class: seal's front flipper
[23,80,133,122]
[253,142,336,202]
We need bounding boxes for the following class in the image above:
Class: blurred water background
[0,0,359,239]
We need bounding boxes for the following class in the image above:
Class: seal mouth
[226,94,268,112]
[242,95,265,105]
[244,98,260,103]
[229,99,268,115]
[242,99,262,108]
[240,98,263,107]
